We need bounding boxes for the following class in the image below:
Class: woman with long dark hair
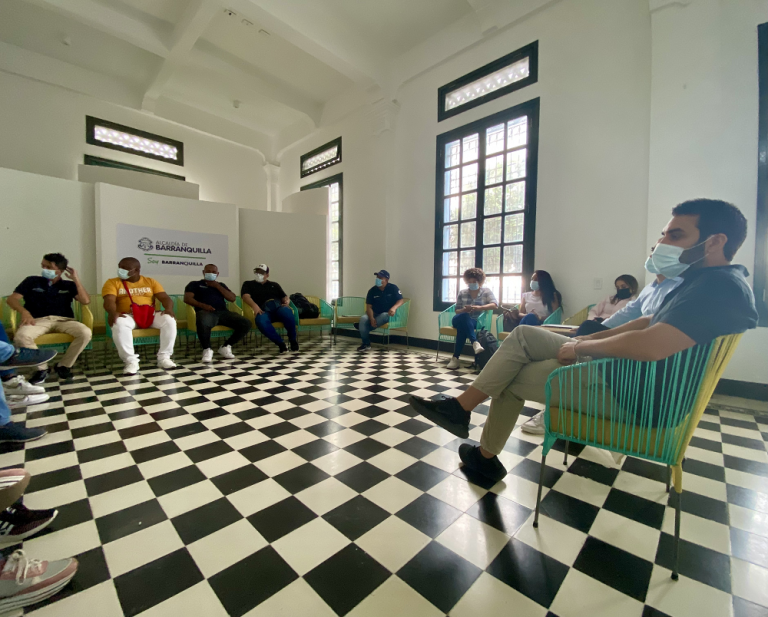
[587,274,639,322]
[516,270,562,326]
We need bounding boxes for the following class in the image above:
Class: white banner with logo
[116,223,229,276]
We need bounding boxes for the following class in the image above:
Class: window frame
[756,22,768,326]
[433,98,540,312]
[85,116,184,166]
[300,137,342,178]
[84,155,186,181]
[437,42,538,122]
[301,172,343,299]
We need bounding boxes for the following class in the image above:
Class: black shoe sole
[458,445,507,483]
[0,431,47,444]
[409,396,469,439]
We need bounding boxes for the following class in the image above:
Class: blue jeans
[0,340,15,426]
[452,312,478,357]
[0,323,13,380]
[359,313,389,345]
[520,313,542,326]
[255,307,297,346]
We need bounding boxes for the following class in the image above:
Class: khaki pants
[474,325,611,455]
[14,316,92,369]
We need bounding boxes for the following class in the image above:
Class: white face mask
[117,268,131,280]
[41,269,58,280]
[204,273,217,281]
[254,274,265,283]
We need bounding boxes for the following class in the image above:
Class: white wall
[0,167,96,293]
[95,183,240,295]
[280,0,652,342]
[0,71,268,212]
[648,0,768,383]
[239,209,327,300]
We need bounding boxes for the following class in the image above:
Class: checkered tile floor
[3,341,768,617]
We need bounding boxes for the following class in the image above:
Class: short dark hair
[463,268,486,284]
[671,199,747,260]
[43,253,68,271]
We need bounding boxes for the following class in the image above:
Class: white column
[264,163,281,211]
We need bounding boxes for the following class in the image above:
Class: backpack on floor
[290,293,320,319]
[474,329,499,371]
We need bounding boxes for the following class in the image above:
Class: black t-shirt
[241,280,287,310]
[650,265,758,342]
[185,280,231,311]
[14,276,78,319]
[366,283,402,314]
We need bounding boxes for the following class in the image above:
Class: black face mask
[615,288,632,300]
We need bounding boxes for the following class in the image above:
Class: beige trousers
[474,325,586,455]
[14,316,92,368]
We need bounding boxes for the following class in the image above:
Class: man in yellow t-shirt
[102,257,177,375]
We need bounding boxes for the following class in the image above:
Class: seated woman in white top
[587,274,639,323]
[504,270,562,328]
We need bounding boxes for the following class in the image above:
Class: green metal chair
[243,300,299,350]
[169,294,192,348]
[533,333,743,581]
[436,304,494,360]
[563,304,596,326]
[370,299,411,348]
[297,296,334,343]
[333,296,366,344]
[186,301,244,359]
[543,306,563,325]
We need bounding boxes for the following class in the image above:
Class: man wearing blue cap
[357,270,404,351]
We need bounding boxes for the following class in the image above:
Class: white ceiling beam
[142,0,222,112]
[225,0,385,89]
[24,0,169,57]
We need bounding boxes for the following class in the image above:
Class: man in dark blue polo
[184,264,251,363]
[357,270,404,352]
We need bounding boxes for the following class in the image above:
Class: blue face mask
[468,283,479,291]
[646,239,709,278]
[530,280,539,291]
[117,268,131,280]
[41,269,57,280]
[204,273,217,281]
[375,278,383,287]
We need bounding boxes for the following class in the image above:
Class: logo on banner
[137,237,153,251]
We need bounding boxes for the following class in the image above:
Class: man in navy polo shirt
[7,253,91,383]
[357,270,404,352]
[184,264,251,363]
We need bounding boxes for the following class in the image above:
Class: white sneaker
[6,394,50,409]
[218,345,235,360]
[447,357,461,369]
[521,411,545,435]
[201,349,213,363]
[2,376,45,395]
[123,362,139,376]
[472,341,485,354]
[157,357,176,370]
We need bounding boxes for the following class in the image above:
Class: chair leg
[435,341,439,362]
[533,454,547,528]
[563,440,569,466]
[666,465,671,493]
[672,488,682,580]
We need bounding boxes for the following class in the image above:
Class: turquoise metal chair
[297,296,334,343]
[437,304,494,360]
[543,306,563,325]
[533,333,743,581]
[370,299,411,348]
[333,296,366,344]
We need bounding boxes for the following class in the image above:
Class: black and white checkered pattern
[2,341,767,617]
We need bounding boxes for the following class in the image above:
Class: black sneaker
[278,343,288,354]
[0,423,47,444]
[408,395,470,439]
[55,364,73,381]
[28,370,48,385]
[458,444,507,483]
[357,344,371,352]
[290,340,299,352]
[0,503,58,548]
[0,349,56,370]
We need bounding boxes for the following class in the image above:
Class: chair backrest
[543,306,563,325]
[305,296,334,319]
[90,294,107,330]
[388,299,411,329]
[563,304,595,326]
[438,304,457,328]
[335,296,366,318]
[6,297,92,331]
[0,297,12,334]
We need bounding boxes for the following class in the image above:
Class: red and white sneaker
[0,550,77,612]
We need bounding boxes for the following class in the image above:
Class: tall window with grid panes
[301,173,343,301]
[434,99,539,311]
